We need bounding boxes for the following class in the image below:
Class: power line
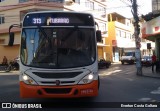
[0,1,63,7]
[0,1,107,8]
[0,0,132,14]
[0,0,136,22]
[120,0,144,17]
[106,5,131,10]
[0,5,131,17]
[120,0,132,6]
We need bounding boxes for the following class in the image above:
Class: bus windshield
[21,27,96,68]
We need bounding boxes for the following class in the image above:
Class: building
[152,0,160,11]
[106,12,154,62]
[106,12,134,62]
[142,16,160,59]
[139,22,155,57]
[0,0,108,62]
[141,0,160,59]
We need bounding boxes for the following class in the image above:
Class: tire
[121,61,124,65]
[129,61,134,65]
[106,64,109,68]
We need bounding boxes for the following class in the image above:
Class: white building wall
[0,0,19,6]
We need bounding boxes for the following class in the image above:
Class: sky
[107,0,152,18]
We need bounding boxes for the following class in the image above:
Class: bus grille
[41,81,75,84]
[43,88,72,94]
[33,72,82,78]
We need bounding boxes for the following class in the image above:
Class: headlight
[22,74,38,85]
[78,73,94,84]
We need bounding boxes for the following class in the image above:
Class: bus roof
[25,11,93,16]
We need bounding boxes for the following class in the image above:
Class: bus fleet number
[33,18,42,24]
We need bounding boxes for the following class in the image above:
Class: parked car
[121,52,135,64]
[141,55,152,67]
[98,58,111,69]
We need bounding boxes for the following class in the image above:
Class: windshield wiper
[61,26,79,41]
[37,26,50,41]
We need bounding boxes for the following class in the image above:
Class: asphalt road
[0,63,160,111]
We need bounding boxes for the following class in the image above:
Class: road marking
[99,68,136,76]
[151,87,160,94]
[99,69,122,76]
[138,98,157,102]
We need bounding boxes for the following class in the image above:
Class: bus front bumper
[20,81,98,98]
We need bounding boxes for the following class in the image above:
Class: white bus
[9,11,101,98]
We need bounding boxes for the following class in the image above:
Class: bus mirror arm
[8,24,21,46]
[95,22,102,42]
[96,30,102,42]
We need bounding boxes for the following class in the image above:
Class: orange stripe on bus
[20,80,98,98]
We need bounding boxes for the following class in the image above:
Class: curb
[142,75,160,79]
[0,71,19,74]
[137,73,160,79]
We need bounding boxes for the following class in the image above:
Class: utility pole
[131,0,142,75]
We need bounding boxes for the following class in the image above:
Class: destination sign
[32,17,69,25]
[23,12,94,26]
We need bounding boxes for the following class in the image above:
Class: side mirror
[8,24,21,46]
[8,32,14,46]
[96,30,102,42]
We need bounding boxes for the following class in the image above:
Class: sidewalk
[112,62,160,79]
[0,65,20,74]
[141,66,160,79]
[0,70,19,74]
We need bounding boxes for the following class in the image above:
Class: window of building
[19,0,28,3]
[47,0,64,3]
[99,23,106,32]
[0,39,5,44]
[90,1,94,9]
[85,0,94,10]
[0,15,5,24]
[126,33,131,39]
[75,0,80,4]
[98,6,106,18]
[97,5,106,14]
[97,5,105,11]
[121,31,126,38]
[19,0,64,3]
[116,30,121,37]
[85,0,89,8]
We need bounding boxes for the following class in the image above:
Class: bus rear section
[9,11,101,98]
